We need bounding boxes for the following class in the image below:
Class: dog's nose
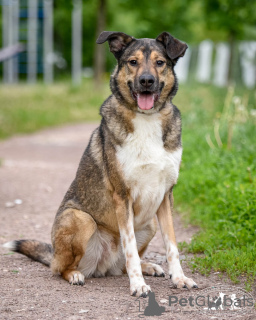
[139,74,155,88]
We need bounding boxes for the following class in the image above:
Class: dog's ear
[96,31,134,59]
[156,32,188,64]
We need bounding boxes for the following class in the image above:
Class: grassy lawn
[0,80,255,288]
[175,84,256,290]
[0,80,110,139]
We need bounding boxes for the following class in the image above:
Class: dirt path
[0,123,255,320]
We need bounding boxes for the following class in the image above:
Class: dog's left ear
[96,31,134,59]
[156,32,188,64]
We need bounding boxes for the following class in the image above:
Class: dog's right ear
[96,31,135,59]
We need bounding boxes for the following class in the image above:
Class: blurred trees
[202,0,256,41]
[202,0,256,80]
[51,0,256,77]
[94,0,106,83]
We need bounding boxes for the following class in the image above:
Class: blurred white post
[27,0,38,83]
[43,0,53,84]
[196,40,213,83]
[6,0,14,83]
[72,0,82,86]
[213,43,230,87]
[239,41,256,89]
[13,0,19,83]
[2,0,9,83]
[175,48,191,83]
[3,0,16,83]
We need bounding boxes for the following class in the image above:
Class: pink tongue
[137,93,154,110]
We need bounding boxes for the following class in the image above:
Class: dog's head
[97,31,187,114]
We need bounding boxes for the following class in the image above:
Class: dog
[3,31,198,297]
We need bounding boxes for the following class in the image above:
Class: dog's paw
[141,262,165,277]
[171,274,198,289]
[130,281,151,297]
[68,271,85,286]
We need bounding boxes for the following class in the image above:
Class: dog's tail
[3,240,53,267]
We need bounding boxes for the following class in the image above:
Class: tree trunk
[228,31,235,85]
[94,0,106,85]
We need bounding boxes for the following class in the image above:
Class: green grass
[174,84,256,289]
[0,79,110,139]
[0,80,255,287]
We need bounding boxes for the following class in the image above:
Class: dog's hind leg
[136,218,165,277]
[141,261,165,277]
[137,218,158,258]
[51,208,97,285]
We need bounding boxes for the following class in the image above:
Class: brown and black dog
[3,31,198,297]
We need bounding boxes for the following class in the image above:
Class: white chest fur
[116,113,182,227]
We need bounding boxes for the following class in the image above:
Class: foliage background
[52,0,256,73]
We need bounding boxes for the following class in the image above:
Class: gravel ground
[0,123,255,320]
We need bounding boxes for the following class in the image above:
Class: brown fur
[51,209,97,274]
[157,192,177,246]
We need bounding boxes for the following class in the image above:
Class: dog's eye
[129,60,137,66]
[156,60,165,66]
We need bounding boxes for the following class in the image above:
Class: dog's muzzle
[129,79,161,111]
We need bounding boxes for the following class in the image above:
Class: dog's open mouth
[131,91,159,110]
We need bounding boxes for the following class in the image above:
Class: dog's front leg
[157,192,198,289]
[114,192,151,297]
